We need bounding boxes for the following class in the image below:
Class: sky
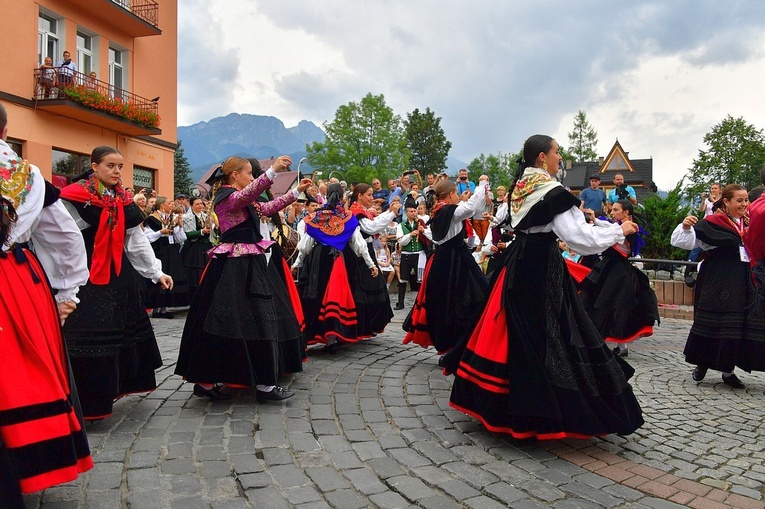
[178,1,765,191]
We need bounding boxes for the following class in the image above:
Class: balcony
[34,68,161,136]
[63,0,161,37]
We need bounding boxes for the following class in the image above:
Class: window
[109,46,125,99]
[52,148,90,184]
[133,166,155,191]
[38,11,59,66]
[76,31,93,75]
[7,139,23,159]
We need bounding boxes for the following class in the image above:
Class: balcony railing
[111,0,159,29]
[34,67,160,130]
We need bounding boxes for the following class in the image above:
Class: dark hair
[0,102,7,134]
[325,183,345,209]
[91,146,121,165]
[189,196,204,207]
[350,183,372,204]
[613,199,634,216]
[713,183,746,212]
[247,157,262,173]
[748,186,765,203]
[522,135,555,170]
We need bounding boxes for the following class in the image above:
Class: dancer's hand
[273,155,293,172]
[57,300,77,325]
[296,178,313,193]
[370,266,379,278]
[682,215,698,230]
[158,275,174,290]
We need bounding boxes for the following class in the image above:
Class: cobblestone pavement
[23,295,765,509]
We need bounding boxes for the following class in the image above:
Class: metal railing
[33,67,159,126]
[111,0,159,28]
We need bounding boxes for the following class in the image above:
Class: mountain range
[178,112,467,182]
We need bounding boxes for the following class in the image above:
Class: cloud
[178,1,765,189]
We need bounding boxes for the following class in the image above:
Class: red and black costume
[448,167,643,440]
[60,173,164,420]
[1,143,92,504]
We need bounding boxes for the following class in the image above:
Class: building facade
[0,0,177,194]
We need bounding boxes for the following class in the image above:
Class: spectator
[181,196,213,299]
[55,50,77,87]
[438,171,449,182]
[374,237,396,289]
[607,173,637,210]
[295,197,320,237]
[317,182,327,205]
[579,175,607,216]
[456,168,475,195]
[423,172,437,195]
[408,183,425,206]
[493,185,507,209]
[175,193,190,212]
[698,183,722,218]
[372,178,390,211]
[142,197,189,317]
[84,71,98,91]
[38,56,57,98]
[471,174,494,243]
[391,243,402,284]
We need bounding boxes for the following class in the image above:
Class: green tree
[568,110,599,162]
[640,183,691,262]
[307,93,409,184]
[467,151,520,189]
[683,115,765,198]
[404,107,452,176]
[174,140,194,197]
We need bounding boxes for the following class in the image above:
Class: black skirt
[403,236,488,352]
[449,232,644,439]
[62,258,162,419]
[175,252,304,387]
[182,236,213,290]
[143,237,190,308]
[684,246,765,372]
[344,242,393,336]
[580,248,659,344]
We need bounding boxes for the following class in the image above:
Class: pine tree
[174,140,194,197]
[568,110,599,162]
[404,107,452,175]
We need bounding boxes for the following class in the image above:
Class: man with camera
[388,170,422,221]
[456,168,475,196]
[606,173,637,213]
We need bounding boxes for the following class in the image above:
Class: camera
[459,176,467,181]
[616,184,629,200]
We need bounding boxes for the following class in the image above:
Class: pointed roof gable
[597,139,636,177]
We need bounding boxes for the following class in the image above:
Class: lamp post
[297,157,307,178]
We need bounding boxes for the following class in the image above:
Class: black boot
[394,283,406,310]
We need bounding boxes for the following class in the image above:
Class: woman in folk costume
[60,146,173,421]
[402,179,489,353]
[182,196,214,299]
[0,117,92,506]
[671,184,765,389]
[448,134,644,440]
[143,196,190,317]
[175,156,312,403]
[292,183,379,352]
[580,199,659,358]
[348,184,401,336]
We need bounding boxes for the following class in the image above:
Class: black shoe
[394,302,405,310]
[612,346,628,358]
[692,366,707,382]
[722,374,745,389]
[256,386,294,403]
[193,383,232,400]
[323,342,338,354]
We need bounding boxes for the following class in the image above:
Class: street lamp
[297,157,307,178]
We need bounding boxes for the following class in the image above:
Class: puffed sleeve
[350,228,376,268]
[124,225,165,282]
[292,232,316,268]
[31,200,89,302]
[358,211,396,235]
[670,223,713,251]
[551,206,625,256]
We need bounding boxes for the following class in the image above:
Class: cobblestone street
[23,299,765,509]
